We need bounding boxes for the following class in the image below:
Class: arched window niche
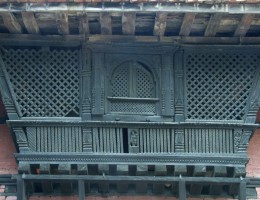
[107,61,159,116]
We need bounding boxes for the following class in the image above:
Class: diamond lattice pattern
[2,48,80,117]
[185,52,258,121]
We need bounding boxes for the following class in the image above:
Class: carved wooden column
[92,52,105,115]
[161,53,174,117]
[81,45,92,120]
[174,50,185,152]
[81,45,93,152]
[174,50,184,122]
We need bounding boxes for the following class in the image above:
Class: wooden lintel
[179,13,196,36]
[21,12,40,34]
[100,12,112,35]
[1,33,260,45]
[204,13,223,37]
[1,12,22,34]
[234,14,254,37]
[153,13,167,36]
[56,13,69,35]
[79,13,89,35]
[122,12,136,35]
[0,33,83,46]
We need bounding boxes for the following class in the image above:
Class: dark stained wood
[1,33,260,45]
[122,12,136,35]
[0,33,83,46]
[179,13,196,36]
[100,12,112,35]
[204,13,223,37]
[1,13,22,34]
[234,14,254,37]
[56,13,69,35]
[21,12,40,34]
[79,13,89,35]
[153,13,167,36]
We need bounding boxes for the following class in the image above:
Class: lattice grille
[136,67,153,98]
[185,52,258,120]
[2,48,80,117]
[111,101,156,114]
[111,66,129,97]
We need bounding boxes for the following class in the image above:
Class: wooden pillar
[17,175,26,200]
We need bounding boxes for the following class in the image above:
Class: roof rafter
[79,13,89,35]
[179,13,196,36]
[234,14,254,37]
[56,13,69,35]
[122,12,136,35]
[153,12,167,36]
[100,12,112,35]
[21,12,40,34]
[204,13,223,37]
[1,12,22,34]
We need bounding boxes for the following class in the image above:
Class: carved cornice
[15,153,248,166]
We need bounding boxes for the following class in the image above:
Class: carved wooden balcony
[0,44,259,198]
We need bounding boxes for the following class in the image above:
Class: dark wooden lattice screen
[185,52,258,121]
[109,61,156,115]
[2,48,80,117]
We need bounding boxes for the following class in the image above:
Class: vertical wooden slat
[93,128,97,152]
[120,128,124,153]
[140,129,143,153]
[170,129,173,152]
[143,129,147,153]
[99,128,103,152]
[48,127,51,152]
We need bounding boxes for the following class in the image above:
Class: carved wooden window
[108,61,157,115]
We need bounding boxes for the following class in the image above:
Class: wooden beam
[234,14,254,37]
[179,13,196,36]
[56,13,69,35]
[122,12,136,35]
[1,34,260,46]
[204,13,223,37]
[0,33,83,46]
[79,13,89,35]
[21,12,40,34]
[153,13,167,36]
[100,12,112,35]
[1,13,22,34]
